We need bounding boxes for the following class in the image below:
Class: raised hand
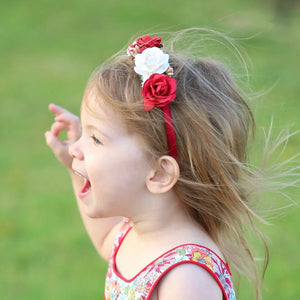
[45,103,81,169]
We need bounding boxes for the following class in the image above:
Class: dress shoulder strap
[110,218,132,258]
[137,244,236,300]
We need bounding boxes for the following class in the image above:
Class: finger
[55,112,79,124]
[51,121,68,136]
[54,113,81,141]
[45,131,63,150]
[45,131,73,168]
[49,103,69,116]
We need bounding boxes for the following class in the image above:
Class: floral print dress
[105,219,236,300]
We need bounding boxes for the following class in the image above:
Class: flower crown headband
[127,35,178,158]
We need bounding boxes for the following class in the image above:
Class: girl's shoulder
[148,243,234,300]
[156,261,224,299]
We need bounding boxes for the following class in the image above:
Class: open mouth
[79,178,91,199]
[73,170,91,200]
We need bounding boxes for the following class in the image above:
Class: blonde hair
[84,30,275,299]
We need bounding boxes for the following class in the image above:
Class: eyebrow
[86,124,111,140]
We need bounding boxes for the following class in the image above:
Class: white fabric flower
[134,47,169,83]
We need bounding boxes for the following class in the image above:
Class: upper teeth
[74,170,85,178]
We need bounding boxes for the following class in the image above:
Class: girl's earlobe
[146,156,180,194]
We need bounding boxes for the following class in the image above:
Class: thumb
[45,131,73,168]
[45,130,67,157]
[45,131,60,149]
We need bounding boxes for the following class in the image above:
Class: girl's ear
[146,156,180,194]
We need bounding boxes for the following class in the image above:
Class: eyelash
[91,134,103,145]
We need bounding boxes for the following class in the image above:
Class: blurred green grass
[1,0,299,299]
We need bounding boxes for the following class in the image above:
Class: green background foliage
[1,0,299,299]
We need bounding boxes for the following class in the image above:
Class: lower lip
[79,179,91,200]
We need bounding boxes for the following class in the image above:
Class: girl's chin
[83,203,106,219]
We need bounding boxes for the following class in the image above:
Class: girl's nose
[69,139,84,160]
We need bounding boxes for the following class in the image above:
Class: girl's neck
[129,192,196,238]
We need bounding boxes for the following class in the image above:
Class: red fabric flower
[136,35,163,53]
[142,73,177,111]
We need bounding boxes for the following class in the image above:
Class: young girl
[45,32,269,300]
